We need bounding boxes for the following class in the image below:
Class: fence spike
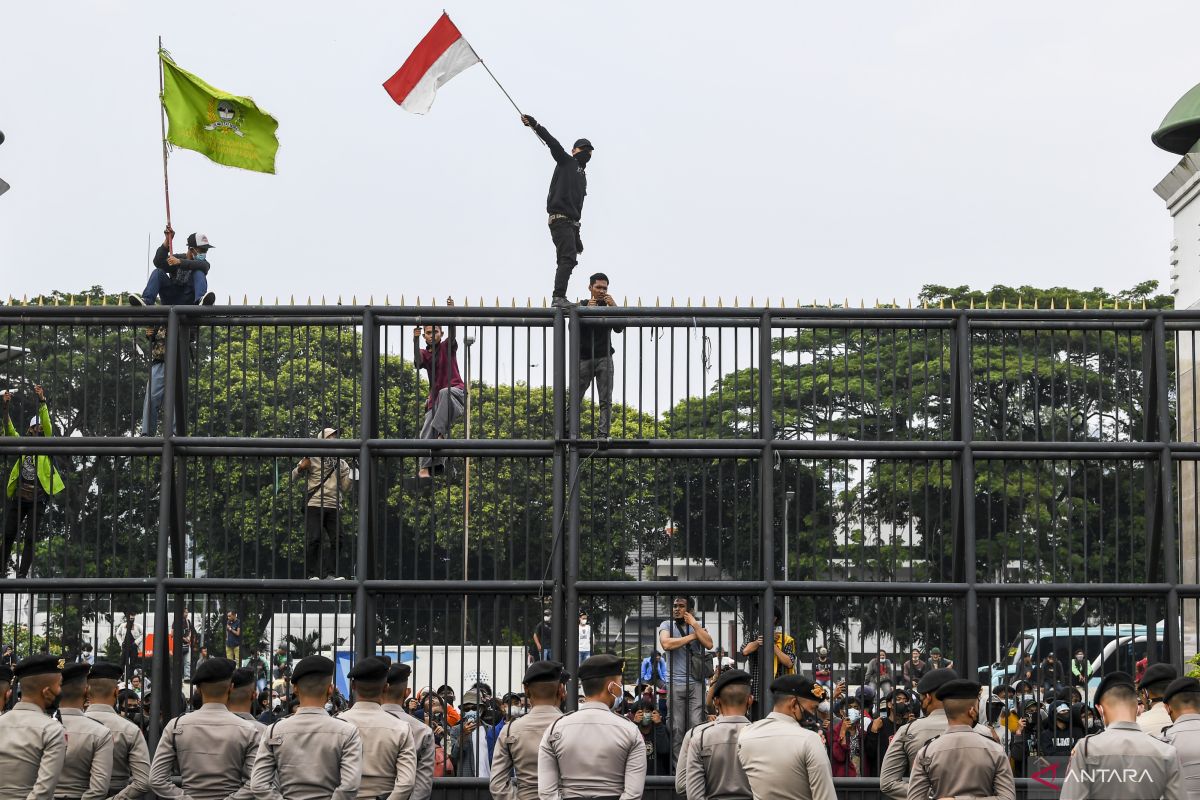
[495,296,500,307]
[1050,298,1055,310]
[1002,298,1007,310]
[907,298,912,309]
[1018,297,1022,309]
[922,299,927,309]
[656,296,661,307]
[290,294,295,305]
[670,296,675,307]
[37,296,43,306]
[274,296,280,305]
[939,299,944,309]
[765,296,770,308]
[717,296,723,308]
[1142,299,1147,310]
[751,296,756,307]
[351,295,356,305]
[1065,298,1070,310]
[259,296,264,305]
[702,296,707,308]
[84,295,89,307]
[1033,298,1038,310]
[1082,298,1087,310]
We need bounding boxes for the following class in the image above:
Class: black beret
[89,662,123,681]
[1164,676,1200,705]
[1139,663,1178,691]
[386,663,412,685]
[577,654,624,681]
[1094,671,1136,703]
[231,668,257,689]
[14,653,64,680]
[193,658,236,685]
[713,669,752,697]
[0,664,12,682]
[770,673,826,702]
[917,667,957,695]
[61,663,91,685]
[349,656,390,683]
[934,678,980,701]
[292,655,335,682]
[523,660,568,685]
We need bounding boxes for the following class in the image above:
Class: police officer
[1140,664,1179,736]
[150,657,261,800]
[229,668,265,725]
[1061,671,1184,800]
[879,667,991,800]
[683,668,753,800]
[339,657,416,800]
[250,655,363,800]
[84,662,151,800]
[490,661,567,800]
[55,663,114,800]
[736,674,835,800]
[381,663,433,800]
[1160,676,1200,800]
[537,654,646,800]
[0,653,67,800]
[907,679,1015,800]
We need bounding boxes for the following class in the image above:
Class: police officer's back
[1141,664,1180,737]
[339,657,416,800]
[229,668,266,726]
[683,669,753,800]
[537,654,645,800]
[907,679,1015,800]
[0,654,67,800]
[489,661,566,800]
[736,674,836,800]
[1159,677,1200,800]
[250,655,362,800]
[381,664,434,800]
[1061,672,1184,800]
[84,662,151,800]
[55,664,114,800]
[150,658,261,800]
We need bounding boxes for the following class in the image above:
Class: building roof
[1153,82,1200,155]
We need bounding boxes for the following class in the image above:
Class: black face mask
[574,150,591,167]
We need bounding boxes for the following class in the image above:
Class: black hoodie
[533,123,588,220]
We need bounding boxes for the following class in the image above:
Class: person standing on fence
[55,663,115,800]
[129,227,216,307]
[576,274,622,439]
[683,668,754,800]
[339,657,416,800]
[736,674,836,800]
[0,654,67,800]
[3,385,64,579]
[383,663,435,800]
[411,298,465,486]
[489,661,567,800]
[658,596,714,768]
[536,654,645,800]
[519,115,593,309]
[292,428,352,579]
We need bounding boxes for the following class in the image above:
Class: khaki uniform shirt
[683,716,752,800]
[85,704,151,800]
[1142,703,1176,737]
[150,703,262,800]
[0,702,67,800]
[878,707,994,800]
[489,706,562,800]
[736,712,836,800]
[250,707,362,800]
[56,708,114,800]
[382,704,433,800]
[235,713,266,727]
[1161,713,1200,800]
[1061,720,1185,800]
[676,728,696,795]
[537,702,646,800]
[339,702,416,800]
[907,724,1015,800]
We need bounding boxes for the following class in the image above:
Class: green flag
[160,51,279,174]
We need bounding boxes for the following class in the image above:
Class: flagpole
[461,37,522,116]
[158,36,174,253]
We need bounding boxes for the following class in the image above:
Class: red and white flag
[383,13,480,114]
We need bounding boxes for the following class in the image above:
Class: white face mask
[818,700,830,714]
[847,708,862,724]
[608,682,623,711]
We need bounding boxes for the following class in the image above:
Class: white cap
[28,415,40,428]
[319,427,339,440]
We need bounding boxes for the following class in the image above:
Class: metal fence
[1,298,1197,797]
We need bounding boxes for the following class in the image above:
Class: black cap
[231,668,257,689]
[292,655,335,683]
[1139,663,1178,692]
[349,656,390,683]
[0,664,11,683]
[89,662,123,681]
[917,667,957,695]
[712,669,752,698]
[193,657,236,685]
[770,673,826,702]
[1094,671,1136,703]
[14,654,64,680]
[934,679,980,701]
[577,654,623,681]
[523,660,568,685]
[1164,676,1200,705]
[573,138,594,151]
[386,663,412,685]
[61,663,91,686]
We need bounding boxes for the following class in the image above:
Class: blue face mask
[195,252,207,261]
[848,708,862,724]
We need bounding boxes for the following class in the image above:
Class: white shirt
[578,624,592,651]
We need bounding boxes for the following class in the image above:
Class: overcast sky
[2,1,1197,306]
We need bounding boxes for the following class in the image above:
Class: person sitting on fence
[129,227,216,307]
[3,385,64,578]
[292,427,352,579]
[411,298,465,487]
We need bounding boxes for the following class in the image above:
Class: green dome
[1153,82,1200,155]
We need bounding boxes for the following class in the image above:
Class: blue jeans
[141,362,176,436]
[541,649,552,661]
[579,650,591,665]
[141,268,207,305]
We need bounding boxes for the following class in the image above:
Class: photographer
[447,688,492,777]
[627,683,671,775]
[576,272,623,439]
[1010,697,1046,776]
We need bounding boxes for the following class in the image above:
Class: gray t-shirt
[658,619,697,684]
